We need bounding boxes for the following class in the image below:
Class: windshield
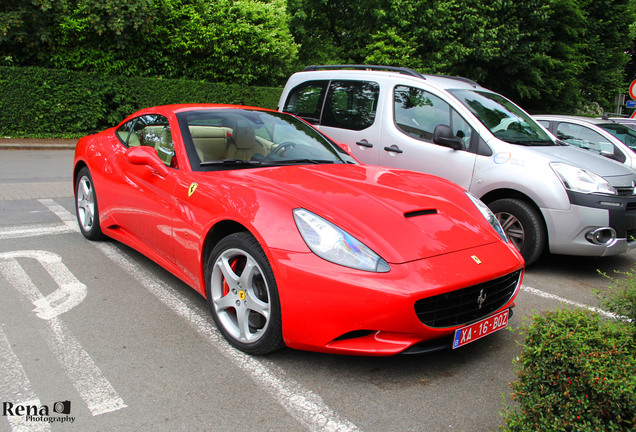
[177,109,357,170]
[449,89,555,146]
[598,123,636,154]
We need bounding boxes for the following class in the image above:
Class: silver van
[278,65,636,264]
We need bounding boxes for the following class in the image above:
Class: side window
[321,80,379,130]
[116,115,175,167]
[116,119,138,146]
[394,85,471,149]
[282,80,328,124]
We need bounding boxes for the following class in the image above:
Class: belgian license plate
[452,309,509,349]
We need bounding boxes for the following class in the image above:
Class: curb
[0,139,77,150]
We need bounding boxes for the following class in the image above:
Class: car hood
[529,145,636,186]
[225,164,506,263]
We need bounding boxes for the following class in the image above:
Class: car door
[377,84,478,189]
[282,79,384,165]
[108,114,178,264]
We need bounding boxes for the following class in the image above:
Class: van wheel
[489,198,546,265]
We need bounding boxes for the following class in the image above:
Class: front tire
[489,198,546,266]
[205,232,284,354]
[75,167,104,240]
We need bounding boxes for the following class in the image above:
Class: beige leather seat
[189,126,230,161]
[225,120,265,160]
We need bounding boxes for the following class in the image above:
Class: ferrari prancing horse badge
[188,182,198,197]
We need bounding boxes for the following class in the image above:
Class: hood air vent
[404,209,437,218]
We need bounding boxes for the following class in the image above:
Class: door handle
[355,140,373,148]
[384,145,403,154]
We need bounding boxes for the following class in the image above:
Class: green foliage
[0,66,282,137]
[502,308,635,431]
[597,269,636,322]
[0,0,298,85]
[289,0,635,113]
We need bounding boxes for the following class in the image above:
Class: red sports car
[73,104,524,355]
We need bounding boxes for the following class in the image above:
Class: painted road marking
[0,329,50,432]
[0,251,127,417]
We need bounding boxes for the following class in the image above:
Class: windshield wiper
[501,139,555,146]
[272,159,339,165]
[200,159,266,167]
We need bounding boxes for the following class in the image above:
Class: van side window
[282,80,328,124]
[394,85,471,149]
[321,80,379,131]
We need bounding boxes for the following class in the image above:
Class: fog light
[585,227,617,246]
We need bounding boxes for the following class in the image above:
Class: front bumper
[269,241,524,355]
[543,191,636,256]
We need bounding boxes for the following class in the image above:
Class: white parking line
[0,254,127,416]
[520,285,623,319]
[0,329,51,432]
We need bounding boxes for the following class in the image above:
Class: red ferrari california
[73,104,524,355]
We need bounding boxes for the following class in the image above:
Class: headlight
[465,192,508,243]
[550,162,616,195]
[293,209,390,272]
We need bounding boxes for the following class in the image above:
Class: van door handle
[384,145,403,154]
[355,140,373,148]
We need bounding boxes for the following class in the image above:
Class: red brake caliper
[222,258,239,297]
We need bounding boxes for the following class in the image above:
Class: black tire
[205,232,284,354]
[75,167,105,240]
[489,198,546,266]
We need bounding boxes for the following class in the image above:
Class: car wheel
[206,232,284,354]
[75,167,104,240]
[489,198,546,265]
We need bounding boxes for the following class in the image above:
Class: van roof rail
[303,64,426,79]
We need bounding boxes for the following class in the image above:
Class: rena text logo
[3,400,75,424]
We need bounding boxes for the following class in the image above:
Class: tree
[0,0,298,85]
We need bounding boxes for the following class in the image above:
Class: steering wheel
[270,141,296,156]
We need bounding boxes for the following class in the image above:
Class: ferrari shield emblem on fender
[188,182,198,197]
[471,255,482,264]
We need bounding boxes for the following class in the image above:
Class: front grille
[616,186,636,197]
[414,270,521,328]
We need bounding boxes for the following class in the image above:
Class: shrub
[597,269,636,322]
[0,66,283,137]
[502,308,635,431]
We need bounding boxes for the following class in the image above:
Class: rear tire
[489,198,546,265]
[75,167,105,240]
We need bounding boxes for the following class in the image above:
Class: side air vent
[404,209,437,218]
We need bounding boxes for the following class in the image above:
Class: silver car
[534,115,636,171]
[279,65,636,265]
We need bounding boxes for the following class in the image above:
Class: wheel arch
[201,220,252,294]
[73,161,88,196]
[480,188,548,264]
[480,188,543,218]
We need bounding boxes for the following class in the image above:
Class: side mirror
[600,150,619,161]
[338,143,352,154]
[125,146,170,177]
[433,124,464,151]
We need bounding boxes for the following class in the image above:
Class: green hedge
[502,308,635,431]
[0,66,283,137]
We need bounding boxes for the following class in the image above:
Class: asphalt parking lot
[1,148,633,432]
